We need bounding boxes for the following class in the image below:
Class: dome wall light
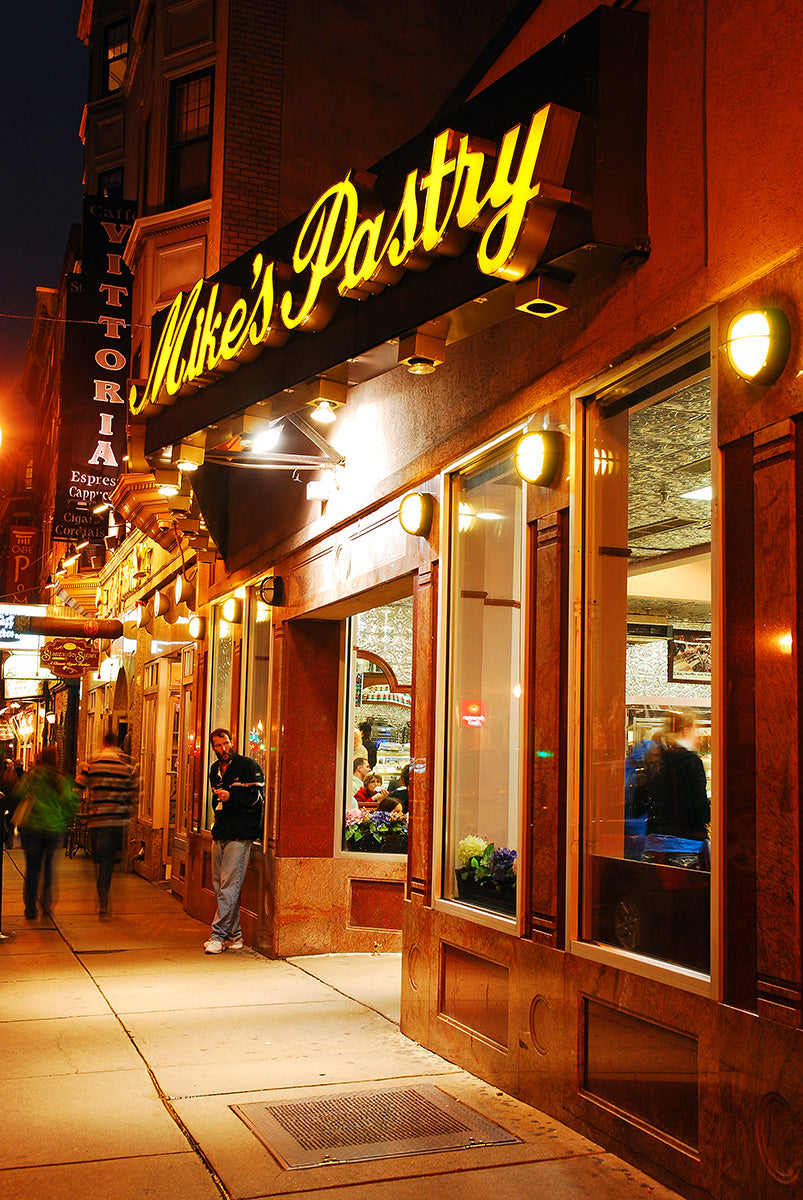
[221,596,243,624]
[514,429,564,486]
[258,576,284,606]
[514,275,571,317]
[398,330,445,375]
[172,437,206,472]
[724,307,791,384]
[307,378,347,424]
[398,491,435,537]
[188,614,206,640]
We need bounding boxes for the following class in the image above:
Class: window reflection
[584,339,713,972]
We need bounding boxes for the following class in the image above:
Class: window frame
[567,315,721,998]
[103,19,129,95]
[433,427,530,933]
[166,67,214,208]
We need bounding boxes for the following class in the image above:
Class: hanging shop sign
[8,527,38,602]
[54,196,137,541]
[40,638,100,678]
[129,103,587,416]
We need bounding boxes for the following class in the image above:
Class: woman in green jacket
[18,747,78,920]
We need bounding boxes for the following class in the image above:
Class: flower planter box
[455,871,516,915]
[348,832,408,854]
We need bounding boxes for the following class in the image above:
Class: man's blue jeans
[210,839,251,941]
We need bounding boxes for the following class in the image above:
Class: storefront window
[344,597,412,856]
[445,443,523,917]
[244,593,271,782]
[582,334,713,973]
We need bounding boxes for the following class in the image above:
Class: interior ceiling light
[306,378,347,424]
[458,501,475,533]
[724,308,790,384]
[398,492,434,537]
[514,275,571,317]
[680,486,713,501]
[476,510,503,521]
[514,430,563,486]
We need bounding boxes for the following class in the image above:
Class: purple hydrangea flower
[490,847,517,882]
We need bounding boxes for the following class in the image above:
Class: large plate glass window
[343,598,412,856]
[445,442,523,917]
[582,333,713,973]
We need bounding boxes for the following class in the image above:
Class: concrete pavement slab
[0,975,112,1021]
[0,950,87,980]
[0,1014,143,1079]
[0,1068,190,1169]
[96,960,346,1013]
[56,912,208,953]
[1,1150,223,1200]
[289,952,402,1023]
[77,944,271,976]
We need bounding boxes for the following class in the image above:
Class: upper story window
[98,168,124,199]
[167,69,213,208]
[580,331,714,977]
[104,20,129,93]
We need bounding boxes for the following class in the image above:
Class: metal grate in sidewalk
[232,1083,519,1169]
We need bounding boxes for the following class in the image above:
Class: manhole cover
[231,1083,519,1168]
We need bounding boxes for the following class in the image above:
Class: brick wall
[220,0,285,265]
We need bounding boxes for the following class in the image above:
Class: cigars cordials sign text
[54,197,136,542]
[130,104,585,416]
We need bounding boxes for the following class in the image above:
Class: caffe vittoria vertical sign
[53,196,137,542]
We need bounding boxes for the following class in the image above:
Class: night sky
[0,4,88,446]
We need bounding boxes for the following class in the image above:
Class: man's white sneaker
[204,938,224,954]
[224,936,244,950]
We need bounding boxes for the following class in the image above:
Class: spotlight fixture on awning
[307,378,347,424]
[398,330,446,375]
[154,590,173,621]
[154,468,181,497]
[92,500,111,515]
[172,437,206,472]
[514,275,570,317]
[398,492,435,537]
[174,574,195,606]
[514,430,563,486]
[724,308,791,384]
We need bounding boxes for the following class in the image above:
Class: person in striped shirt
[76,730,137,918]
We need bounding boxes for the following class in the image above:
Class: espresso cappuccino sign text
[130,103,584,415]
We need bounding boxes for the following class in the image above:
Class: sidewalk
[0,848,684,1200]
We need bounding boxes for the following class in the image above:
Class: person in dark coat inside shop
[204,727,265,954]
[358,719,378,769]
[632,711,710,869]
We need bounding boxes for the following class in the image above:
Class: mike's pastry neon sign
[130,103,585,415]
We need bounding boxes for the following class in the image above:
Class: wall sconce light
[398,491,434,537]
[188,614,206,640]
[514,275,570,317]
[174,574,195,606]
[221,596,243,624]
[514,430,563,486]
[258,576,284,605]
[398,330,445,375]
[307,378,347,424]
[724,308,791,384]
[172,438,206,472]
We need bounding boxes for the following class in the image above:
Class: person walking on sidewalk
[76,731,137,918]
[17,747,78,920]
[205,727,265,954]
